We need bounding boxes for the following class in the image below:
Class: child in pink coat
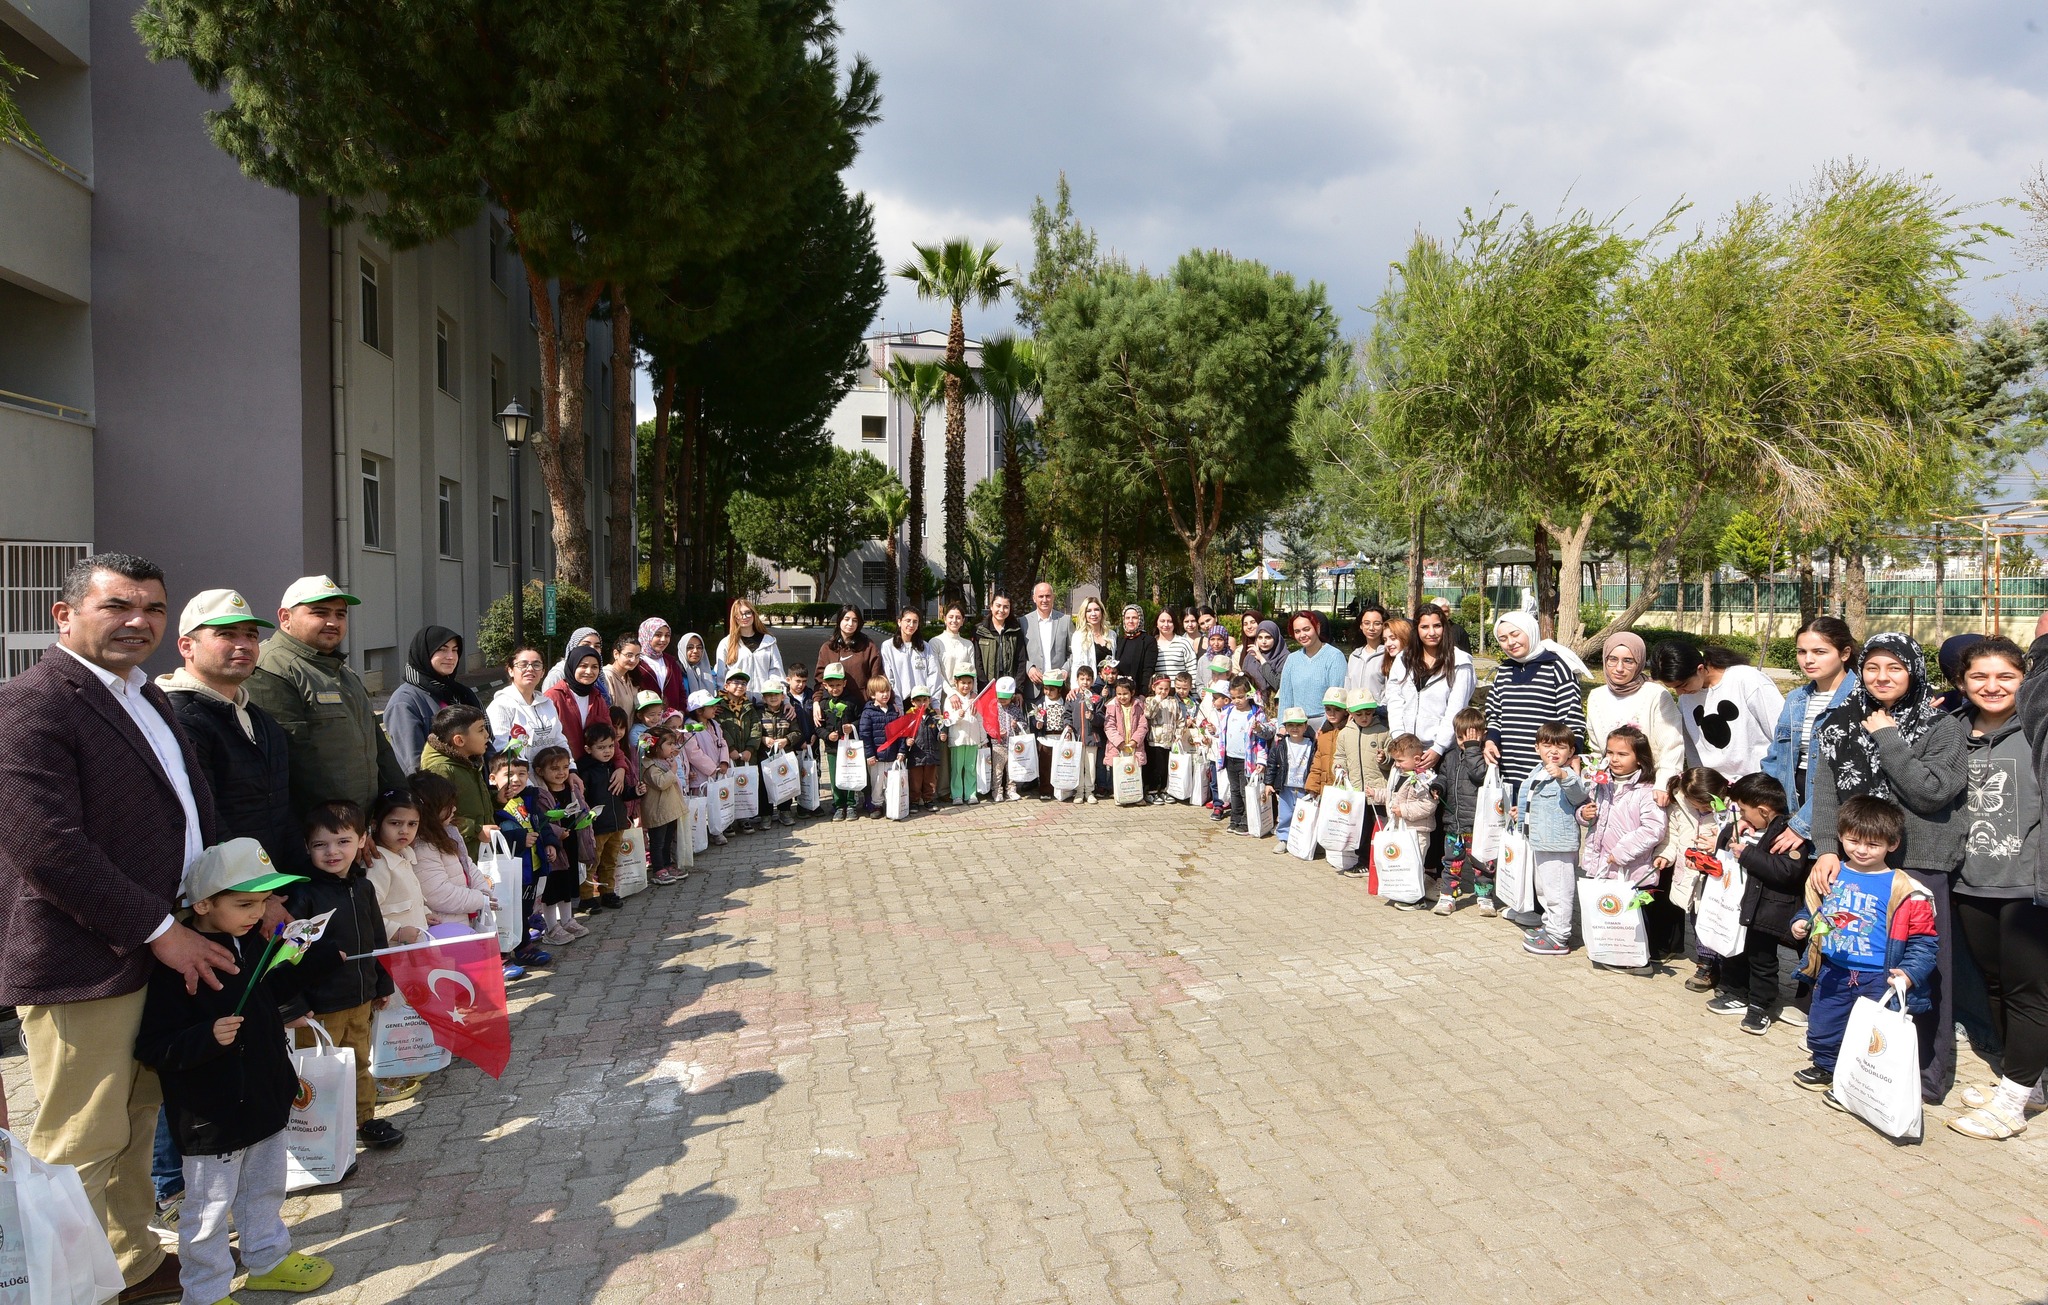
[1580,724,1668,889]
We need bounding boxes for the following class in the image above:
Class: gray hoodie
[1959,714,2040,897]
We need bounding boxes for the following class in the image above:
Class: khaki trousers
[581,830,622,899]
[22,988,166,1285]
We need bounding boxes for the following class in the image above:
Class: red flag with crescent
[882,701,927,750]
[376,934,511,1078]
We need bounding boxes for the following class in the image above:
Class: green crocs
[242,1252,335,1293]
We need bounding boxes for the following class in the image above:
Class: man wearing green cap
[159,590,298,869]
[246,577,407,819]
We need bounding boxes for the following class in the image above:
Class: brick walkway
[10,798,2047,1302]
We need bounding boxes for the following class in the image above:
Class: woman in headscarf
[1387,606,1476,769]
[544,645,612,758]
[1110,604,1156,694]
[676,632,721,699]
[384,625,481,768]
[1482,611,1588,789]
[1807,630,1969,1103]
[1584,630,1686,790]
[1198,622,1235,687]
[631,617,688,713]
[541,626,605,693]
[1240,619,1288,709]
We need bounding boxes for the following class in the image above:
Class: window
[861,560,889,589]
[360,456,384,550]
[358,256,383,352]
[861,415,886,443]
[488,217,506,288]
[792,585,814,604]
[599,361,612,411]
[490,358,506,419]
[491,497,507,564]
[435,317,456,396]
[602,447,614,493]
[530,510,544,567]
[437,480,460,557]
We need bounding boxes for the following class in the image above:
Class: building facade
[0,0,623,684]
[760,329,1013,613]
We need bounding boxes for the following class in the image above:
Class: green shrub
[477,581,595,667]
[757,602,840,626]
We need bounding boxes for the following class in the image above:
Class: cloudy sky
[840,0,2048,340]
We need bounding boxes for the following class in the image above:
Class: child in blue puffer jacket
[1515,721,1589,956]
[857,676,904,818]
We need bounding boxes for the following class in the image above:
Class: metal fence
[1411,578,2048,622]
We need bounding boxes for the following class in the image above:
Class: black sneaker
[1792,1065,1833,1092]
[600,892,624,910]
[1705,995,1748,1016]
[1740,1010,1772,1036]
[357,1120,405,1150]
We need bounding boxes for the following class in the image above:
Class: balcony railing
[0,388,90,422]
[3,134,88,186]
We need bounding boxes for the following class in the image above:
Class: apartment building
[0,0,623,683]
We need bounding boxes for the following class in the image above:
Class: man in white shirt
[0,554,235,1301]
[1022,582,1073,705]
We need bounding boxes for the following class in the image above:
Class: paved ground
[9,796,2048,1304]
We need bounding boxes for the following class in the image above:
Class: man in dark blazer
[0,554,236,1303]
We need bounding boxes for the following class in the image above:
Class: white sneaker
[564,918,591,939]
[1271,841,1290,855]
[541,925,576,946]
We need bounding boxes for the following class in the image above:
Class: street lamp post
[497,401,532,651]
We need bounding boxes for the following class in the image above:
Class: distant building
[0,0,621,684]
[759,329,1025,613]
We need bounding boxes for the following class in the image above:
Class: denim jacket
[1517,767,1590,853]
[1761,672,1857,839]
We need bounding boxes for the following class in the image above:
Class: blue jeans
[1276,785,1305,835]
[153,1107,183,1202]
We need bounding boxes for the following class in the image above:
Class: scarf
[1244,620,1289,694]
[637,617,679,685]
[1601,630,1648,695]
[1494,611,1589,678]
[1817,631,1942,803]
[561,646,602,697]
[403,625,480,708]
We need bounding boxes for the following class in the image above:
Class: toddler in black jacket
[136,839,342,1304]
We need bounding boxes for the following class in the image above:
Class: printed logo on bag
[716,785,730,801]
[734,772,750,790]
[1596,892,1625,916]
[1379,839,1402,861]
[1333,796,1353,816]
[1501,844,1519,866]
[1868,1028,1886,1056]
[294,1076,315,1111]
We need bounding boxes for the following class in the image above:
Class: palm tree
[868,481,911,615]
[976,333,1040,601]
[881,355,946,611]
[894,239,1012,604]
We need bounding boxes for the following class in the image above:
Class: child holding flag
[940,670,988,805]
[137,839,344,1305]
[902,685,944,809]
[287,800,404,1151]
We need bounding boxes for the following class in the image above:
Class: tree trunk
[942,307,969,605]
[676,383,700,593]
[1933,529,1946,628]
[884,535,900,615]
[1001,419,1027,603]
[1407,506,1426,620]
[648,366,673,591]
[693,387,711,593]
[1844,545,1869,637]
[608,297,635,609]
[906,410,926,611]
[524,270,599,590]
[1543,510,1598,648]
[1186,537,1210,610]
[1798,549,1816,627]
[1703,566,1715,637]
[1675,566,1687,633]
[1531,524,1556,639]
[1572,532,1682,658]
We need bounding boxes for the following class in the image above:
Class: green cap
[182,838,306,905]
[1346,692,1378,713]
[1044,670,1066,687]
[178,589,274,637]
[280,575,359,609]
[1321,687,1348,708]
[1281,706,1309,725]
[822,664,846,680]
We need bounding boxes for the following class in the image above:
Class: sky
[644,0,2048,455]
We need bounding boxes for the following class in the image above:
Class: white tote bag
[1188,754,1210,806]
[1113,753,1144,805]
[730,764,760,818]
[835,738,868,789]
[798,752,822,810]
[1212,761,1233,807]
[1315,787,1367,854]
[1050,739,1083,791]
[1243,775,1273,836]
[708,778,735,835]
[1287,795,1321,860]
[1165,748,1192,801]
[1576,878,1650,967]
[1372,823,1426,901]
[612,826,649,896]
[978,746,995,795]
[0,1128,127,1305]
[285,1019,356,1191]
[1007,735,1040,783]
[369,994,453,1078]
[1694,853,1749,958]
[475,828,524,954]
[761,752,799,806]
[686,794,710,855]
[1494,824,1536,914]
[886,760,911,820]
[1470,764,1507,863]
[1834,982,1924,1141]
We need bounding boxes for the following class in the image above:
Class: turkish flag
[973,681,1003,739]
[377,934,511,1078]
[882,702,926,751]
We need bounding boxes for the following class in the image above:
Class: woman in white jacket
[1385,608,1475,767]
[488,645,566,758]
[880,608,941,702]
[714,598,786,701]
[927,603,978,683]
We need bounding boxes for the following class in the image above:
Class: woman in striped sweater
[1483,611,1588,792]
[1152,608,1198,686]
